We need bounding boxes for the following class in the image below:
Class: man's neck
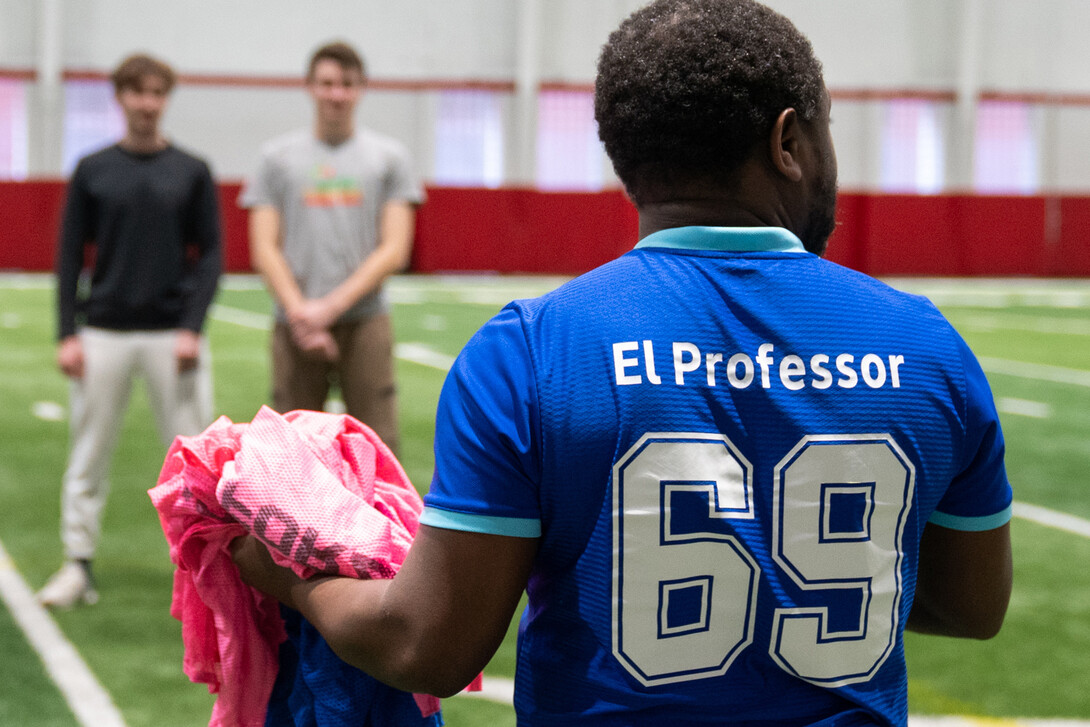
[316,121,354,146]
[119,132,167,155]
[637,200,776,240]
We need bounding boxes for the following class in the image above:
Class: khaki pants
[62,328,213,560]
[271,314,399,454]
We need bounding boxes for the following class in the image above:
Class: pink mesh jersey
[149,406,451,727]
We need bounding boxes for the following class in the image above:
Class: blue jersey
[422,227,1012,727]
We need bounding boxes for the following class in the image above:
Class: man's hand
[292,328,340,362]
[289,298,341,339]
[230,533,307,608]
[57,335,84,379]
[286,298,342,361]
[176,330,202,372]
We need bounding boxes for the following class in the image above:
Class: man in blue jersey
[233,1,1013,724]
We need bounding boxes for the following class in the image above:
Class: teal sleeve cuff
[420,507,542,538]
[928,504,1013,532]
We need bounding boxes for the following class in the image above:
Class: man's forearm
[249,206,304,312]
[321,242,408,318]
[233,524,536,699]
[181,178,224,331]
[180,243,222,332]
[234,535,482,698]
[56,188,90,340]
[286,576,434,692]
[256,249,306,312]
[320,201,415,318]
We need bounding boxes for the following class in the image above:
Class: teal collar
[634,226,807,253]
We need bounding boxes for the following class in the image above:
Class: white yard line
[1014,502,1090,539]
[208,302,272,330]
[211,306,460,374]
[955,313,1090,337]
[457,675,516,704]
[978,357,1090,388]
[0,539,127,727]
[888,278,1090,309]
[394,342,456,371]
[997,397,1051,418]
[389,275,569,305]
[460,678,1090,727]
[210,302,1090,390]
[910,718,1090,727]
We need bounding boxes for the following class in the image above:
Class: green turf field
[0,274,1088,726]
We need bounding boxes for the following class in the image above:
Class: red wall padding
[0,181,67,271]
[3,181,1089,277]
[218,183,250,272]
[824,194,1060,276]
[412,187,639,274]
[1058,197,1090,275]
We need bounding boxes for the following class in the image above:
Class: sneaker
[37,561,99,608]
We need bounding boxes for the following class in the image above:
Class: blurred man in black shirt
[40,53,222,608]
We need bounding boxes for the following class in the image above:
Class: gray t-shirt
[240,127,424,321]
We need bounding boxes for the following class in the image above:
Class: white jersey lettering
[613,341,905,392]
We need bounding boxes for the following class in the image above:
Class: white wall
[0,0,38,64]
[55,1,519,79]
[4,0,1090,189]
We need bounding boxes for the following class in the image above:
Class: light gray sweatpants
[61,327,213,560]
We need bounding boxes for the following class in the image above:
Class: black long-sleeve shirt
[55,143,223,339]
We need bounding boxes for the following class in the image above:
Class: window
[974,101,1038,194]
[0,78,29,180]
[879,99,944,194]
[536,89,603,191]
[433,89,504,188]
[62,80,124,174]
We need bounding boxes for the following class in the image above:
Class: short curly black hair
[595,0,826,205]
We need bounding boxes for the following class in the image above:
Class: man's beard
[800,172,838,257]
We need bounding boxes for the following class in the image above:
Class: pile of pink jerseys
[149,406,457,727]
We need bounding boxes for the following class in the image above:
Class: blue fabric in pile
[265,607,443,727]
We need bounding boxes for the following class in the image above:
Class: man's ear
[768,108,804,182]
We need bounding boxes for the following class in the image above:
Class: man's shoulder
[163,144,214,174]
[815,258,944,316]
[352,126,411,158]
[73,143,122,172]
[258,128,314,158]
